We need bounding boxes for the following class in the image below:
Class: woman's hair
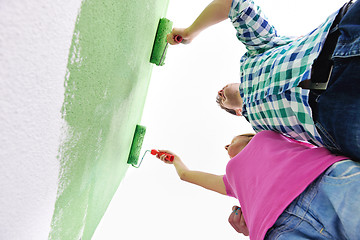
[239,133,255,138]
[239,133,255,145]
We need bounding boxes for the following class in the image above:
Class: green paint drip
[49,0,169,239]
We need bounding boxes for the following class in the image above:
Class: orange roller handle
[151,149,174,162]
[174,35,183,43]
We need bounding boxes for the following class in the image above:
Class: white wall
[0,1,81,239]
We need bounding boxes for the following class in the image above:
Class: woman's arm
[157,150,227,195]
[167,0,233,44]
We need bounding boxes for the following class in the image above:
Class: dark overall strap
[301,1,354,91]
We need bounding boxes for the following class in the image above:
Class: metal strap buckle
[308,65,333,90]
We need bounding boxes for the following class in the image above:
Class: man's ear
[235,108,242,116]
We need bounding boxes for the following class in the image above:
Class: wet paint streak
[49,0,169,239]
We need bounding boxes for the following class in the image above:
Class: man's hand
[228,206,249,236]
[167,0,232,45]
[167,28,194,45]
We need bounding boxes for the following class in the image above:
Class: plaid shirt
[229,0,339,146]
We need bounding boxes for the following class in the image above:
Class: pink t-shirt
[223,131,347,240]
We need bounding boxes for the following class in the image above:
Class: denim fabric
[265,160,360,240]
[315,0,360,161]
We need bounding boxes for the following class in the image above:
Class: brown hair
[239,133,255,145]
[239,133,255,138]
[216,94,237,115]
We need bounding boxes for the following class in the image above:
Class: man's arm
[167,0,233,44]
[157,150,227,195]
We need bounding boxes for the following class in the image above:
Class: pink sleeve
[223,175,236,198]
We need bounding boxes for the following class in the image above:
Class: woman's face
[225,135,253,158]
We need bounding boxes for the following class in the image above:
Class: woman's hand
[228,206,249,236]
[154,149,227,195]
[156,149,179,164]
[155,149,188,180]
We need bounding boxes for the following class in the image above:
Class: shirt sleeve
[223,175,236,198]
[228,0,292,55]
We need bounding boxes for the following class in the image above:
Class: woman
[156,131,360,239]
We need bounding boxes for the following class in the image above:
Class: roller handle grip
[151,149,174,162]
[174,35,183,43]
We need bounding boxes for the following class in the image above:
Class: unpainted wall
[0,0,169,239]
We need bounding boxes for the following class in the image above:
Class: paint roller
[127,124,174,168]
[150,18,183,66]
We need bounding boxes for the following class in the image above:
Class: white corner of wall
[0,0,82,239]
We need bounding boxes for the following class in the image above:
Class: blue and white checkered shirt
[229,0,339,146]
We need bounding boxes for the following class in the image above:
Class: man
[168,0,360,161]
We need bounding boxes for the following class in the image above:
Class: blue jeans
[315,0,360,161]
[265,160,360,240]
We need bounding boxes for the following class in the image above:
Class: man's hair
[216,94,237,115]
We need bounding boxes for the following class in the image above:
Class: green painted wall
[49,0,169,239]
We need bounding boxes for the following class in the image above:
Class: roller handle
[151,149,174,162]
[174,35,183,43]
